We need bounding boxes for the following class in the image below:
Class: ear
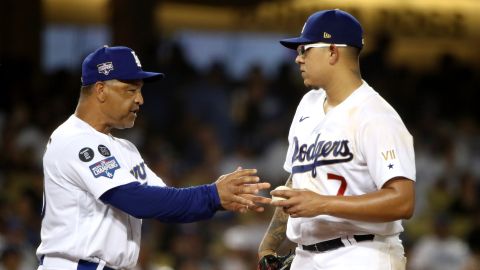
[93,82,107,103]
[328,45,340,65]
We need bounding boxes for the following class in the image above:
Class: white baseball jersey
[37,115,166,269]
[284,81,415,245]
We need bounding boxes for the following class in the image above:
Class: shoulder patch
[89,156,120,179]
[98,144,111,157]
[79,147,94,162]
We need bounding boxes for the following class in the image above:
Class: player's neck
[323,75,362,112]
[75,103,112,134]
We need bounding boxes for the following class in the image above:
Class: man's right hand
[215,168,271,213]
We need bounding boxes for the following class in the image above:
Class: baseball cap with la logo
[280,9,364,50]
[81,45,164,86]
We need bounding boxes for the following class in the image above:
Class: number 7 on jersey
[327,173,347,196]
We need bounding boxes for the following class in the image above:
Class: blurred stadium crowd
[0,34,479,270]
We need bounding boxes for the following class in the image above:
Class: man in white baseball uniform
[258,9,416,270]
[37,46,271,270]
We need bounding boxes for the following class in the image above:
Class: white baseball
[271,186,292,202]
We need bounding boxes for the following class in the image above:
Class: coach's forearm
[100,182,220,223]
[322,178,415,222]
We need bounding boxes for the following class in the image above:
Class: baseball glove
[257,251,295,270]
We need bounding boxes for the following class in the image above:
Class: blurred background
[1,0,479,269]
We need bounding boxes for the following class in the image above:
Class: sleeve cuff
[207,183,223,210]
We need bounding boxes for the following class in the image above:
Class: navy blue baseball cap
[81,46,164,86]
[280,9,364,50]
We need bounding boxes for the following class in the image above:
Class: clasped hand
[270,188,324,217]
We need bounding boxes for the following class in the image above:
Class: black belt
[301,234,375,252]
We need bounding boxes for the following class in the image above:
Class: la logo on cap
[131,51,142,68]
[301,22,306,34]
[323,32,332,38]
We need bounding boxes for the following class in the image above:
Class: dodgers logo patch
[89,156,120,179]
[97,62,114,75]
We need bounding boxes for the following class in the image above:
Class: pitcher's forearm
[258,175,292,257]
[258,206,289,257]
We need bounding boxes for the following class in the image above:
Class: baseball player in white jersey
[258,10,416,270]
[37,46,271,270]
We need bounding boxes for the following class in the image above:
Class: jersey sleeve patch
[98,144,111,157]
[79,147,94,162]
[89,156,121,179]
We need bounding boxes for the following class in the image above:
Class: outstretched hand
[215,168,271,213]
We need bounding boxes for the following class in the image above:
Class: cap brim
[279,37,314,50]
[127,71,165,82]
